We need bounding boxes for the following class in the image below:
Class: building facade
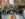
[0,0,25,9]
[0,0,5,9]
[2,0,5,9]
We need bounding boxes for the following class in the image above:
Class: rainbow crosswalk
[2,14,23,19]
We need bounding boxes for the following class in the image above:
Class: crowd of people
[0,6,25,19]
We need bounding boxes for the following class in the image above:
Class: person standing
[4,9,6,15]
[6,9,8,14]
[7,10,11,14]
[22,6,25,19]
[0,8,2,19]
[22,8,25,18]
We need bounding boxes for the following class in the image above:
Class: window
[0,0,2,8]
[0,5,1,8]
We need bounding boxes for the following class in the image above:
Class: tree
[4,6,8,9]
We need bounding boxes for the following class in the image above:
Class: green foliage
[15,10,16,12]
[4,6,8,9]
[9,3,10,7]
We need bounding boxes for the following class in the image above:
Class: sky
[5,0,14,4]
[9,0,14,4]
